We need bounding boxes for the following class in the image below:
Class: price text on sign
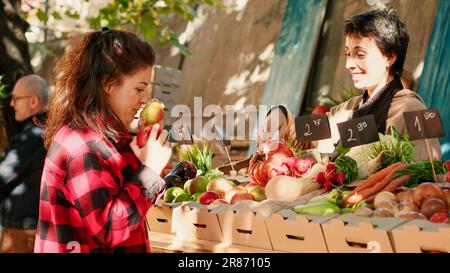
[295,114,331,141]
[337,115,379,148]
[403,108,445,141]
[165,124,194,144]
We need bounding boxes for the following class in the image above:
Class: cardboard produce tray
[391,219,450,253]
[266,209,339,253]
[321,214,407,253]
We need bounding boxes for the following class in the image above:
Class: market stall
[143,108,450,253]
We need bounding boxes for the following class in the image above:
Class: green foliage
[0,75,9,99]
[177,141,214,175]
[334,154,357,184]
[204,168,224,181]
[0,75,10,109]
[368,126,415,169]
[285,139,302,158]
[88,0,224,54]
[24,0,224,55]
[394,160,445,188]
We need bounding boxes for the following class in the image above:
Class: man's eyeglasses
[11,95,32,104]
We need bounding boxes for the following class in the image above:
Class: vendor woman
[319,9,441,160]
[316,8,441,160]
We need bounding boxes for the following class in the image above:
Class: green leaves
[394,160,445,188]
[87,0,223,55]
[177,141,213,175]
[0,75,9,99]
[23,0,223,56]
[368,126,415,169]
[334,155,357,184]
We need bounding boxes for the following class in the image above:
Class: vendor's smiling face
[345,35,396,95]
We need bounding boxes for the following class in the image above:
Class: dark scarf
[352,76,404,133]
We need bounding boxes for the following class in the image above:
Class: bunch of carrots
[343,162,412,206]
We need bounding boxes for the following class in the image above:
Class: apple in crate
[225,186,254,204]
[184,176,209,195]
[140,100,165,125]
[249,187,266,202]
[199,191,220,205]
[245,182,266,202]
[136,124,163,148]
[206,177,235,198]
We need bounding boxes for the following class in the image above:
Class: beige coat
[316,89,442,161]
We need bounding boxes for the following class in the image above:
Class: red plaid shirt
[34,124,167,253]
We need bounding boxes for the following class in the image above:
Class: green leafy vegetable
[367,126,415,169]
[334,155,357,184]
[394,160,445,188]
[177,141,213,175]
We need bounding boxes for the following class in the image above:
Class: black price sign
[295,114,331,141]
[215,125,231,147]
[404,108,445,141]
[165,123,194,144]
[337,115,379,148]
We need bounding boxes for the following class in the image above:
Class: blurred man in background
[0,74,48,253]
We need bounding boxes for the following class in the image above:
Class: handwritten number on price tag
[295,114,331,141]
[404,109,445,141]
[414,116,422,132]
[304,124,312,137]
[337,115,379,148]
[347,129,357,142]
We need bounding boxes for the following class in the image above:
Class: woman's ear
[386,54,397,68]
[105,83,113,95]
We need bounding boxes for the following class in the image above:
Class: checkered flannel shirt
[34,124,167,253]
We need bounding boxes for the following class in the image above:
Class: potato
[420,197,447,219]
[397,202,420,213]
[413,183,445,206]
[373,208,394,218]
[396,189,414,204]
[374,200,397,215]
[354,207,374,217]
[374,191,398,209]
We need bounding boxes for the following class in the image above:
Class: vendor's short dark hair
[344,8,409,77]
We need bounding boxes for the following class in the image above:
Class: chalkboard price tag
[404,108,445,141]
[295,114,331,141]
[165,123,194,144]
[337,115,379,148]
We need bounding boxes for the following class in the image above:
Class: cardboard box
[172,202,224,243]
[217,204,273,250]
[265,209,338,253]
[321,214,407,253]
[391,220,450,253]
[146,201,181,234]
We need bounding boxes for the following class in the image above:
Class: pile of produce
[353,183,450,223]
[292,189,366,216]
[344,126,415,179]
[344,161,446,206]
[163,141,268,205]
[315,155,357,191]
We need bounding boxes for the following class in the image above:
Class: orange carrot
[380,174,412,193]
[364,174,411,203]
[353,162,404,193]
[344,163,410,205]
